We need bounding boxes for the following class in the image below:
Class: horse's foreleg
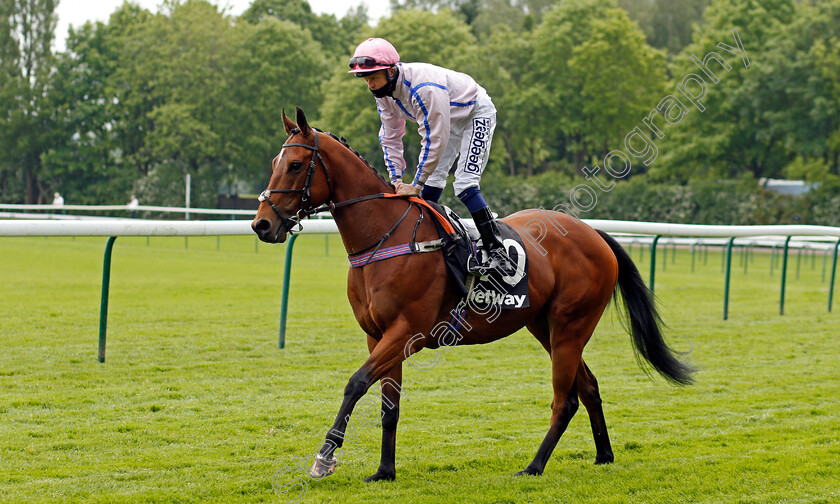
[364,363,403,482]
[310,331,409,479]
[577,359,614,464]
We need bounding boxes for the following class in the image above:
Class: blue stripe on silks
[394,99,415,120]
[412,82,447,93]
[377,105,397,178]
[450,100,476,107]
[411,92,432,181]
[408,84,444,181]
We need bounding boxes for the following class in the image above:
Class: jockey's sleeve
[411,84,450,187]
[377,102,406,181]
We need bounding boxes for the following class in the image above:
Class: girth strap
[348,239,445,268]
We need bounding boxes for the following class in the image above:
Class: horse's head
[252,107,332,243]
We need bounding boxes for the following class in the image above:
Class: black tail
[596,230,695,386]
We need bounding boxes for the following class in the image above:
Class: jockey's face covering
[371,67,399,98]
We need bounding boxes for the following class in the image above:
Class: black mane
[318,129,392,189]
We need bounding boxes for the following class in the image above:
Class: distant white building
[759,178,818,196]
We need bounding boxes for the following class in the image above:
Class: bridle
[258,127,332,234]
[257,128,444,266]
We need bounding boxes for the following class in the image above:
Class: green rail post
[649,235,661,292]
[723,237,735,320]
[721,242,726,273]
[796,246,803,281]
[278,233,300,349]
[780,236,792,315]
[98,236,118,363]
[822,247,829,283]
[691,242,696,273]
[743,242,749,275]
[829,239,840,312]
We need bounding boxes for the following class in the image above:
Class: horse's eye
[288,161,303,172]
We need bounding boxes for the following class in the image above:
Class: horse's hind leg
[518,314,604,476]
[577,360,614,464]
[526,320,613,466]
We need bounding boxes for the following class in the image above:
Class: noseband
[258,128,332,233]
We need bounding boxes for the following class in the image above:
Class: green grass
[1,234,839,503]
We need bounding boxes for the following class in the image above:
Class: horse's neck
[324,149,407,256]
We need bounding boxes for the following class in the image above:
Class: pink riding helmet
[348,38,400,74]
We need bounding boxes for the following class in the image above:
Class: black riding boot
[470,207,516,276]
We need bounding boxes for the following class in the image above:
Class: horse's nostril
[254,219,271,234]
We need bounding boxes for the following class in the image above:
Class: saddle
[423,201,530,310]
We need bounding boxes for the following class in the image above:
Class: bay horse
[252,107,693,482]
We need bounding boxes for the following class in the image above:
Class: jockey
[348,37,514,276]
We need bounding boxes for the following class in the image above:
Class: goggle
[348,56,381,70]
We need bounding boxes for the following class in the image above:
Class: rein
[258,129,445,263]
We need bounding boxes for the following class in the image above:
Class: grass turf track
[1,234,838,503]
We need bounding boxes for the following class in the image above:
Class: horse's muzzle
[252,217,288,244]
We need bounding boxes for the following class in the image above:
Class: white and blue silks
[375,62,497,195]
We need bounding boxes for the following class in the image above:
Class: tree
[390,0,481,25]
[241,0,364,56]
[528,0,668,172]
[806,0,840,173]
[654,0,800,182]
[648,0,709,55]
[479,24,549,176]
[39,19,135,204]
[228,17,331,189]
[0,0,58,203]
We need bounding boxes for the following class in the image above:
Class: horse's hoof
[514,466,542,476]
[595,453,614,465]
[308,454,337,479]
[363,469,396,482]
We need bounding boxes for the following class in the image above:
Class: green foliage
[228,17,331,184]
[784,155,837,184]
[526,0,669,171]
[241,0,364,56]
[472,173,840,226]
[654,0,802,182]
[3,0,840,222]
[0,0,58,203]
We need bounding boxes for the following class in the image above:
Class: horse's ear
[296,107,311,136]
[282,108,297,135]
